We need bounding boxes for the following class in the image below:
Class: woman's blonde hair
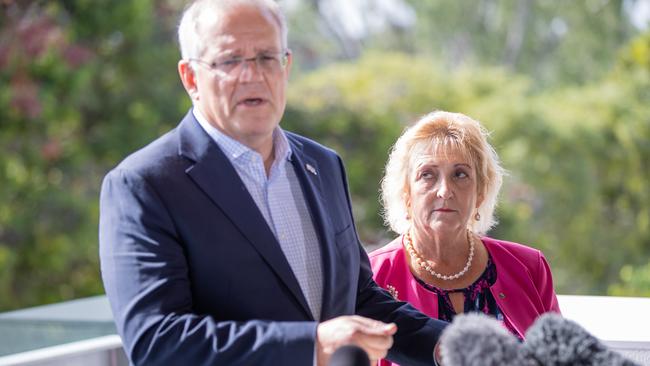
[381,111,504,235]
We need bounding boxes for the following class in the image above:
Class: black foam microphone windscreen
[328,344,370,366]
[439,312,535,366]
[524,313,639,366]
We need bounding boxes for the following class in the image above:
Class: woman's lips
[434,208,455,212]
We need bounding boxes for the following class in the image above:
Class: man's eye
[258,55,277,64]
[220,58,241,67]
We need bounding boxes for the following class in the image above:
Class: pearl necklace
[403,230,475,281]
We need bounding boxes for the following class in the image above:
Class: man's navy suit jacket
[99,111,445,365]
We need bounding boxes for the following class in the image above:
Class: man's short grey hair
[177,0,288,60]
[381,111,505,236]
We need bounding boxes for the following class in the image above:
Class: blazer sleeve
[99,168,316,366]
[332,156,448,366]
[536,251,561,314]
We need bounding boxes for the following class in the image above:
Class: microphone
[438,312,534,366]
[328,344,370,366]
[524,313,639,366]
[438,312,640,366]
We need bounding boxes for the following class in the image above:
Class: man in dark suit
[99,0,446,365]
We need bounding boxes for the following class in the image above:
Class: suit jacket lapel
[288,138,337,321]
[177,112,313,319]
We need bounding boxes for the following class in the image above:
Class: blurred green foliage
[0,1,187,310]
[609,263,650,297]
[285,50,650,296]
[1,0,648,310]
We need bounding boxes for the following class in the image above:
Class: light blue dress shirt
[193,108,323,320]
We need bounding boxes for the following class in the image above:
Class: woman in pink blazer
[370,111,560,366]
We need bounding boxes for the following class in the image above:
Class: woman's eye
[455,170,468,179]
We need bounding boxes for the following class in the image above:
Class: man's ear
[284,49,293,78]
[178,60,199,101]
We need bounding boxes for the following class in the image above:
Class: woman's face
[406,146,482,236]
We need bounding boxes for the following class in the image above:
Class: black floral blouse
[414,255,521,338]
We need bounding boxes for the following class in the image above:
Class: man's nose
[237,57,264,81]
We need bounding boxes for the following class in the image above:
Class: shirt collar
[192,107,292,167]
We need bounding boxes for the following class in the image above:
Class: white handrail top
[558,294,650,345]
[0,335,122,366]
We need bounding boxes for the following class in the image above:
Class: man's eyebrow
[254,47,282,53]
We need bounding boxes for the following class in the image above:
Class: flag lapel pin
[305,163,317,176]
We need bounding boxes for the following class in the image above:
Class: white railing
[558,294,650,365]
[0,296,126,366]
[0,295,648,365]
[0,335,126,366]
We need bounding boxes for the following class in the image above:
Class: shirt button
[499,292,506,299]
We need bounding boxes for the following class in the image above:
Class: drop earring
[475,212,481,221]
